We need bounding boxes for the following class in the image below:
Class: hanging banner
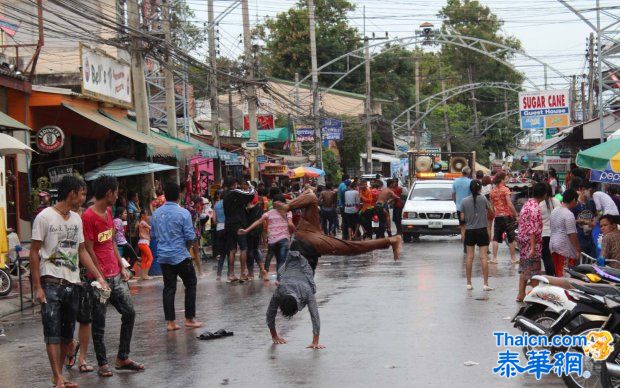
[243,114,275,130]
[590,169,620,185]
[48,165,74,185]
[80,43,133,108]
[321,118,343,140]
[519,90,570,130]
[295,126,315,142]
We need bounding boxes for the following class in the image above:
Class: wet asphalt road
[0,236,563,388]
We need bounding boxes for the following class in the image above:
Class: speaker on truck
[414,156,433,172]
[449,156,469,173]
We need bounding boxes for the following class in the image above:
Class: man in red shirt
[82,176,144,377]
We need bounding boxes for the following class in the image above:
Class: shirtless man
[274,189,402,262]
[375,181,399,238]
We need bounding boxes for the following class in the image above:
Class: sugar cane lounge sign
[36,125,65,153]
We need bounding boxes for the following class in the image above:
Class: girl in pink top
[239,194,295,280]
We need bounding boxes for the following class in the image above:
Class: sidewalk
[0,274,34,319]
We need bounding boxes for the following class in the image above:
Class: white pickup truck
[401,179,460,242]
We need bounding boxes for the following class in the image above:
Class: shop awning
[61,103,174,157]
[152,132,198,159]
[239,127,289,142]
[531,134,568,154]
[188,136,239,161]
[0,111,31,131]
[360,153,401,163]
[84,158,177,181]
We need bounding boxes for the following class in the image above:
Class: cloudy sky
[189,0,618,91]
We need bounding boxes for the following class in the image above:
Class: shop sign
[321,118,343,140]
[263,164,287,175]
[591,169,620,185]
[36,126,65,153]
[242,141,260,150]
[519,90,570,130]
[256,155,268,163]
[80,43,132,108]
[295,126,315,142]
[48,165,74,185]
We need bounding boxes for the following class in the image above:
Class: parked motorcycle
[0,252,13,297]
[514,281,620,388]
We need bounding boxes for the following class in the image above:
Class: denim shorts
[41,282,79,344]
[76,283,94,324]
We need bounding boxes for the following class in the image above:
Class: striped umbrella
[576,138,620,173]
[288,166,326,178]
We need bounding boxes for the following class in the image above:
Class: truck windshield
[409,186,452,201]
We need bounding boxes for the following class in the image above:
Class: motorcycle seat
[571,282,620,297]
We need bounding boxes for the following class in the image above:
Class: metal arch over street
[294,31,571,99]
[477,109,520,136]
[391,82,523,137]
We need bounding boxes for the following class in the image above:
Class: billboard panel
[519,90,570,131]
[80,44,132,108]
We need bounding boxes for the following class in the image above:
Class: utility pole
[571,75,577,123]
[228,89,234,138]
[581,78,586,122]
[596,0,604,143]
[294,72,300,156]
[127,0,154,190]
[414,59,420,149]
[441,77,451,152]
[587,33,595,120]
[241,0,258,179]
[127,0,150,136]
[208,0,220,149]
[468,66,480,137]
[208,0,222,182]
[161,0,177,138]
[308,0,322,169]
[364,36,373,173]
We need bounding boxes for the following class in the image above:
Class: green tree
[336,117,366,172]
[437,0,524,161]
[256,0,363,90]
[170,0,206,52]
[322,147,342,183]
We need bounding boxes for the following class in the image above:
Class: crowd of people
[30,172,404,387]
[455,165,620,302]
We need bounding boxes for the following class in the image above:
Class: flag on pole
[0,17,19,37]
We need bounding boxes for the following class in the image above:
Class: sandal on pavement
[78,364,94,373]
[115,360,145,371]
[213,329,234,337]
[65,341,79,370]
[197,331,222,340]
[97,365,113,377]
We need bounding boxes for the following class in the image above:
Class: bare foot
[216,276,221,282]
[260,269,268,280]
[185,319,203,328]
[390,235,402,261]
[140,276,153,281]
[166,322,181,331]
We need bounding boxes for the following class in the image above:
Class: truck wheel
[412,233,420,241]
[403,233,412,243]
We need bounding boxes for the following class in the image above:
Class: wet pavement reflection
[0,236,562,387]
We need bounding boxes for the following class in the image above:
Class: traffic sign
[256,155,267,163]
[242,141,260,150]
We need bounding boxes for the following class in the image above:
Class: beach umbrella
[0,133,35,155]
[576,138,620,173]
[288,166,325,178]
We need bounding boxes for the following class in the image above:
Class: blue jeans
[92,274,135,366]
[264,238,289,280]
